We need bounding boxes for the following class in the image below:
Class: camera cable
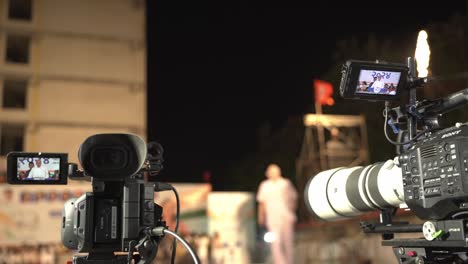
[154,182,180,264]
[150,227,200,264]
[383,102,426,146]
[127,240,138,264]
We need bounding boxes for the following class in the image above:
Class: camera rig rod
[374,58,420,241]
[407,57,418,140]
[361,222,423,234]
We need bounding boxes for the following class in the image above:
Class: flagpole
[315,101,327,171]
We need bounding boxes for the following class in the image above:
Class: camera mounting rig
[360,57,468,264]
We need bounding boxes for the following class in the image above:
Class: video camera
[306,58,468,263]
[6,134,199,264]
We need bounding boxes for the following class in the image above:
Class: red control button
[407,251,417,257]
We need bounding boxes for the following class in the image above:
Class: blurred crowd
[157,233,211,264]
[157,232,249,264]
[0,243,71,264]
[0,233,246,264]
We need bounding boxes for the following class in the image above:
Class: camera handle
[67,163,91,181]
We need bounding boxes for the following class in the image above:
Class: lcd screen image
[355,70,401,96]
[16,157,61,181]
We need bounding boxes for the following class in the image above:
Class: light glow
[263,231,276,243]
[415,30,431,77]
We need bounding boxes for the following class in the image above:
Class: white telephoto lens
[305,159,405,221]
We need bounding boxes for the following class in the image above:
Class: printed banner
[0,183,211,245]
[154,183,211,234]
[208,192,256,264]
[0,183,91,245]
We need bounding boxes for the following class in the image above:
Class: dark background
[146,1,467,190]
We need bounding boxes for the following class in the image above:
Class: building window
[8,0,32,21]
[0,125,24,156]
[6,34,30,64]
[3,79,27,109]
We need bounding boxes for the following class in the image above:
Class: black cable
[170,186,180,264]
[153,182,180,264]
[383,104,426,146]
[127,240,137,264]
[164,229,199,264]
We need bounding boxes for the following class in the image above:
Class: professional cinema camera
[7,134,200,264]
[305,58,468,263]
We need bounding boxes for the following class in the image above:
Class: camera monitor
[340,60,409,101]
[7,152,68,184]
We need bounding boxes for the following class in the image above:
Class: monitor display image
[355,70,402,96]
[16,157,61,181]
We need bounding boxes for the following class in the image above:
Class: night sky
[146,1,466,187]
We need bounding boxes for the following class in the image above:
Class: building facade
[0,0,146,172]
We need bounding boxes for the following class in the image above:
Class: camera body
[6,133,166,263]
[305,58,468,262]
[335,60,468,221]
[62,176,163,253]
[400,124,468,220]
[61,134,164,255]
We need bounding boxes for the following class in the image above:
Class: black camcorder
[62,134,165,264]
[306,58,468,263]
[6,134,172,264]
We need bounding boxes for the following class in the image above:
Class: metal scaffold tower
[296,113,369,221]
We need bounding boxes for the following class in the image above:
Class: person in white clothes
[28,159,49,179]
[257,164,298,264]
[370,76,385,93]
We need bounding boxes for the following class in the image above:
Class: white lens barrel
[305,167,344,221]
[305,159,404,221]
[326,167,366,217]
[375,160,405,207]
